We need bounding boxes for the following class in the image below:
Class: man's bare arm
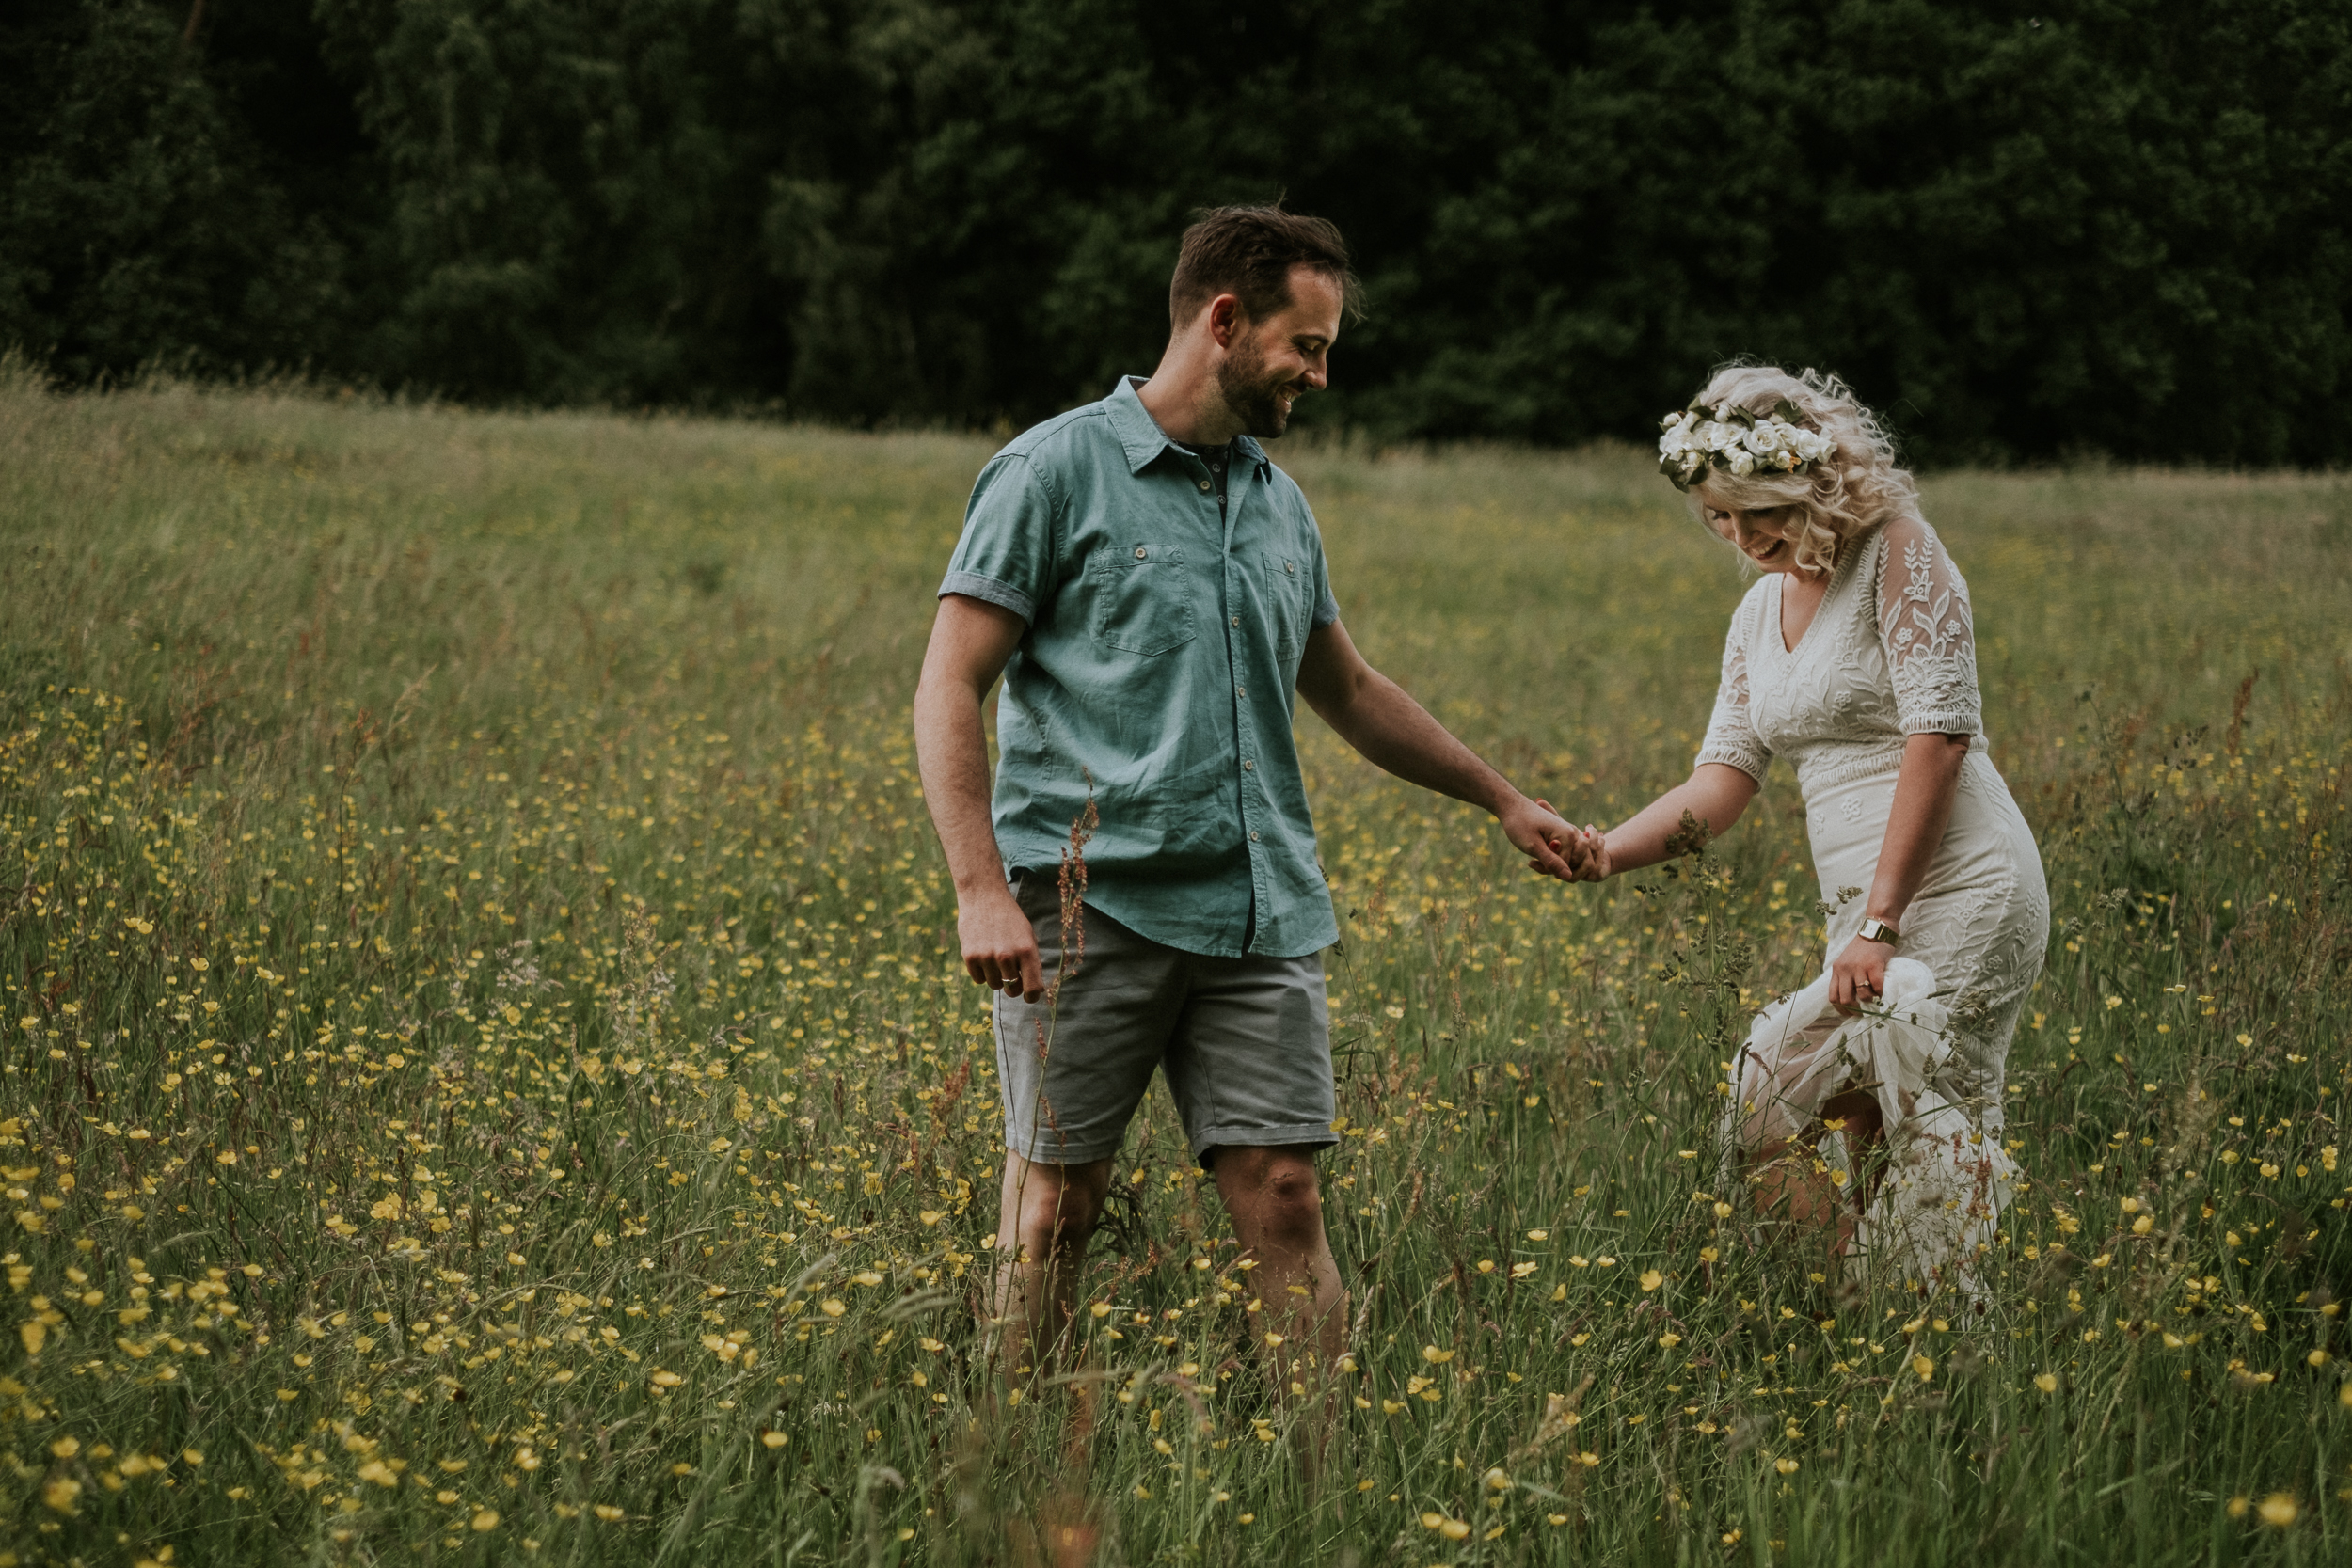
[1295,619,1587,879]
[913,594,1046,1001]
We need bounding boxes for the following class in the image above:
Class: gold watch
[1857,916,1900,946]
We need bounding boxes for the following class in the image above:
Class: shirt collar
[1107,376,1271,481]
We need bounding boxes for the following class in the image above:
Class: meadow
[0,366,2348,1567]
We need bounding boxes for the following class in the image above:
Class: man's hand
[960,883,1046,1003]
[1501,796,1588,881]
[1829,933,1895,1014]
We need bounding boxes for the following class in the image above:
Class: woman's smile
[1702,503,1807,573]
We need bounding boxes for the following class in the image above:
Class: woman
[1565,365,2047,1296]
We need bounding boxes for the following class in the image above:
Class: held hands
[1830,932,1897,1013]
[1501,797,1596,881]
[958,884,1045,1003]
[1528,799,1611,882]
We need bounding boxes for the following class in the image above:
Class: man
[913,206,1588,1388]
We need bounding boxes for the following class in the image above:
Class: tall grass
[0,367,2347,1566]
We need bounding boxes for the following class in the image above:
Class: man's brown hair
[1168,205,1363,329]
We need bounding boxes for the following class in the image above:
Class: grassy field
[1,367,2349,1567]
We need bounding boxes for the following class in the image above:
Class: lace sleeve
[1694,594,1771,780]
[1876,519,1981,736]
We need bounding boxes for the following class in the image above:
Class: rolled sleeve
[938,570,1035,622]
[939,454,1057,626]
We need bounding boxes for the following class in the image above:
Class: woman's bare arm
[1571,763,1760,880]
[1827,732,1969,1008]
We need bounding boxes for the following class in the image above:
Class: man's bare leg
[986,1153,1113,1386]
[1213,1146,1348,1386]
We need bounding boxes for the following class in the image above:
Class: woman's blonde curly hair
[1684,364,1921,576]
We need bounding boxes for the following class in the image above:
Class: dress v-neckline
[1772,540,1856,656]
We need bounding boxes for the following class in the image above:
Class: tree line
[5,0,2347,464]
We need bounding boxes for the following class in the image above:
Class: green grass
[1,366,2349,1567]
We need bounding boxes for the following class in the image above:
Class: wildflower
[472,1509,501,1531]
[2034,1373,2058,1393]
[1421,1345,1454,1364]
[594,1505,627,1522]
[1776,1458,1800,1475]
[2256,1494,2297,1528]
[1640,1269,1663,1291]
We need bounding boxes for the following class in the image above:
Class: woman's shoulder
[1865,513,1952,569]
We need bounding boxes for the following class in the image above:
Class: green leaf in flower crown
[1773,397,1805,424]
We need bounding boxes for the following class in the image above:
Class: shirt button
[1243,760,1254,771]
[1248,831,1260,842]
[1285,561,1295,574]
[1135,546,1149,560]
[1198,480,1212,493]
[1231,615,1240,627]
[1235,686,1246,698]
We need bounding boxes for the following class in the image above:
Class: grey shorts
[993,877,1334,1167]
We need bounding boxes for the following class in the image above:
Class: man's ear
[1205,293,1246,351]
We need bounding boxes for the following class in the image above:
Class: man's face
[1215,266,1343,439]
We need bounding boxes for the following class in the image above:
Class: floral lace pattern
[1883,524,1981,737]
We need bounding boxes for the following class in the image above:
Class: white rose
[1727,449,1756,477]
[1745,421,1785,456]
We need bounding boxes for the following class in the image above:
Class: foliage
[1,373,2349,1562]
[3,1,2349,459]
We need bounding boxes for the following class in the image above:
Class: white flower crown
[1658,398,1835,490]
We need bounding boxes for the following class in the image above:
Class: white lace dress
[1698,516,2049,1295]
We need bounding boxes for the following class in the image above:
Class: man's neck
[1135,345,1240,447]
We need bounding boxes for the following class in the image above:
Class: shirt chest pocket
[1260,549,1312,658]
[1092,544,1197,656]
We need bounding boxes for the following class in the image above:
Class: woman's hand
[1829,932,1897,1013]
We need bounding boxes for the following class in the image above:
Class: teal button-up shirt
[938,377,1343,958]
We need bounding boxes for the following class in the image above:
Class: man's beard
[1216,335,1300,439]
